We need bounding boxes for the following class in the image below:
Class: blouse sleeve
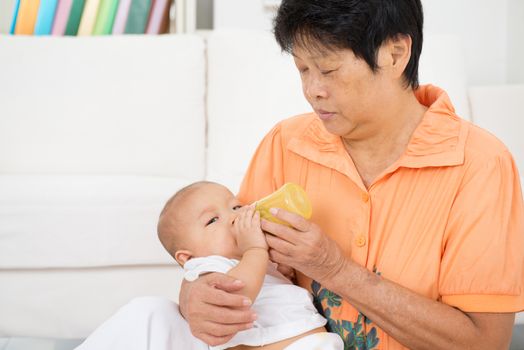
[439,150,524,312]
[237,123,286,205]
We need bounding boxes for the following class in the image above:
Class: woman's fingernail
[233,280,244,286]
[252,313,258,321]
[245,322,254,329]
[269,208,278,215]
[243,298,252,306]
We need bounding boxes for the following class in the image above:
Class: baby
[157,181,343,350]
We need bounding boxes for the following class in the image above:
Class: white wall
[214,0,274,32]
[508,0,524,84]
[423,0,509,85]
[214,0,523,86]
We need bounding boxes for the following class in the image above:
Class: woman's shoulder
[463,120,514,164]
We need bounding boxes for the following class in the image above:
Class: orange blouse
[238,85,524,349]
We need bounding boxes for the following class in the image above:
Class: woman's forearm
[323,259,512,350]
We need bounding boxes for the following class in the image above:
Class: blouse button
[355,236,367,247]
[361,192,370,203]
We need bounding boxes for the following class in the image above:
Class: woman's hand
[261,208,348,284]
[276,263,296,282]
[179,273,257,346]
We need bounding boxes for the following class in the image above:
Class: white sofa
[0,30,522,344]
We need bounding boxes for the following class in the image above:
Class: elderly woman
[179,0,524,349]
[77,0,523,349]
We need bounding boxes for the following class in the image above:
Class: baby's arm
[227,206,269,302]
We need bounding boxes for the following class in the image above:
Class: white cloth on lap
[75,297,208,350]
[184,255,327,350]
[75,296,343,350]
[284,332,344,350]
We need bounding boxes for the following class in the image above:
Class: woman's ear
[390,34,412,81]
[378,34,412,80]
[175,250,193,266]
[391,34,412,67]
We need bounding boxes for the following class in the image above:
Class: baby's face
[174,183,244,260]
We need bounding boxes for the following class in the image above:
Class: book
[111,0,130,34]
[64,0,86,35]
[145,0,170,34]
[77,0,100,35]
[9,0,21,34]
[14,0,41,35]
[51,0,72,35]
[34,0,58,35]
[158,0,170,34]
[92,0,119,35]
[124,0,151,34]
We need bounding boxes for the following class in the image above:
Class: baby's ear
[175,250,193,266]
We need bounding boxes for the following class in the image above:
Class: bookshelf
[177,0,196,33]
[2,0,208,35]
[176,0,213,33]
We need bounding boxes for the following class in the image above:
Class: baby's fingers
[244,206,258,228]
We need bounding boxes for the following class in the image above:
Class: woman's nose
[305,76,328,100]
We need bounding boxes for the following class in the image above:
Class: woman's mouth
[316,109,336,121]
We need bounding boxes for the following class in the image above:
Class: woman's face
[293,43,397,140]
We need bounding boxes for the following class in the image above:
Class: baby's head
[157,181,244,266]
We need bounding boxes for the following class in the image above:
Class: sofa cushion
[0,175,187,268]
[206,31,471,192]
[0,266,182,338]
[0,35,206,179]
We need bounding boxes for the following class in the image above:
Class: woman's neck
[342,90,427,188]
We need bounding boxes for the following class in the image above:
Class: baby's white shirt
[183,255,326,349]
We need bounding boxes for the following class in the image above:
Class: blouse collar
[287,85,468,189]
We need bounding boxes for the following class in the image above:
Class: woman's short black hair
[274,0,424,89]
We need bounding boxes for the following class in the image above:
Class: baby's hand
[233,205,268,254]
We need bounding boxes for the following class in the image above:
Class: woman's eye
[233,205,242,210]
[321,69,335,75]
[206,217,218,226]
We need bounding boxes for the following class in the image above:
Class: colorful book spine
[92,0,119,35]
[111,0,130,34]
[124,0,151,34]
[77,0,100,35]
[14,0,41,35]
[9,0,22,34]
[34,0,58,35]
[51,0,72,35]
[64,0,86,35]
[145,0,169,34]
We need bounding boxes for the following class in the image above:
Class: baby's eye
[206,217,218,226]
[233,205,242,210]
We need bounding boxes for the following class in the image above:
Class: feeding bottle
[254,183,312,226]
